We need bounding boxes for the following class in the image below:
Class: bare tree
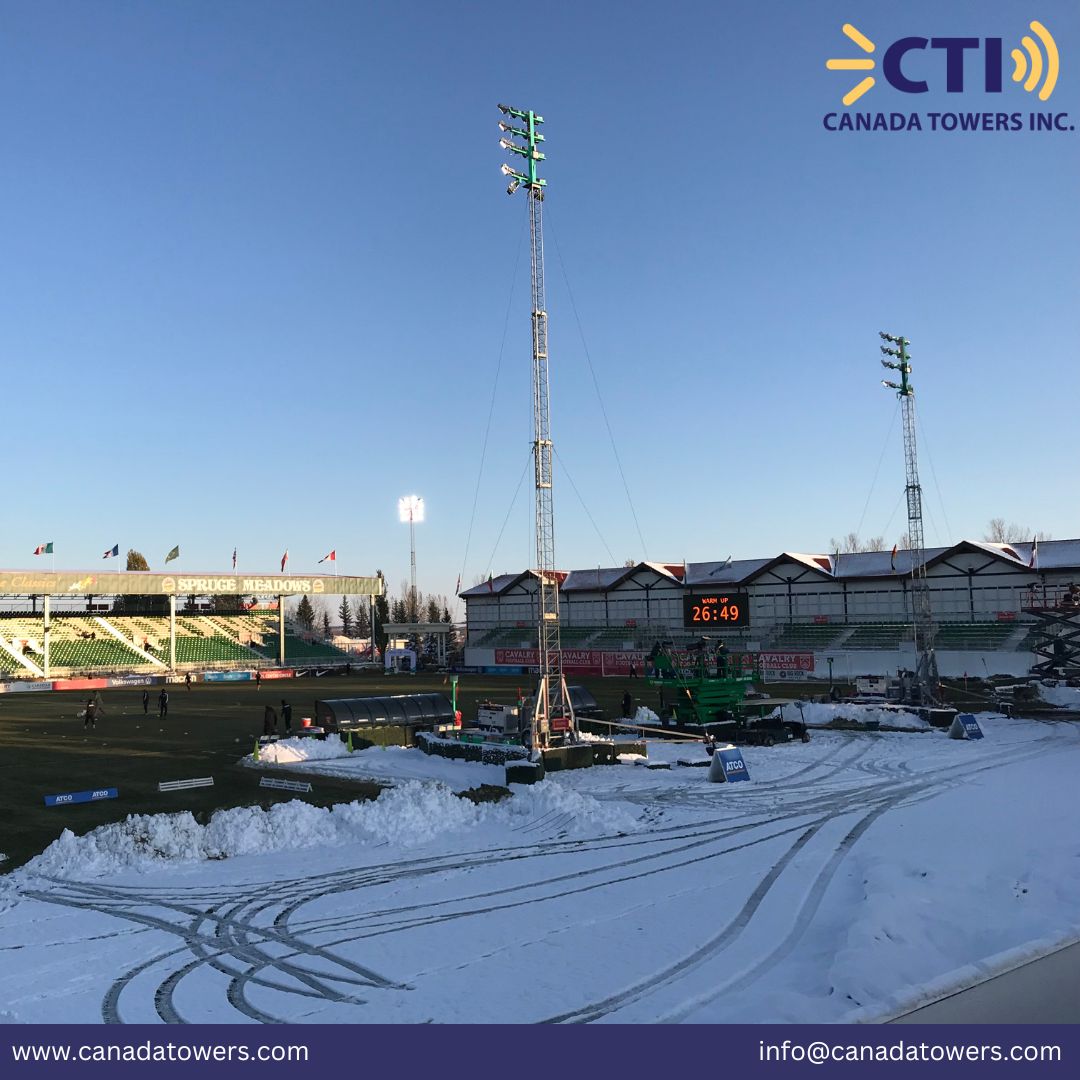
[984,519,1052,544]
[829,533,886,554]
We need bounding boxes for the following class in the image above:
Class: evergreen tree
[441,605,452,623]
[390,596,407,623]
[398,580,420,623]
[296,594,316,631]
[338,596,353,637]
[373,571,390,655]
[425,597,441,623]
[354,600,371,638]
[322,611,332,638]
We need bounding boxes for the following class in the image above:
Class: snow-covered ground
[1036,681,1080,708]
[1,714,1078,1024]
[779,701,931,730]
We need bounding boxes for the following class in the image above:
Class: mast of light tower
[398,495,424,622]
[879,332,939,704]
[498,103,575,749]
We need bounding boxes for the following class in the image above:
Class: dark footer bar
[1,1025,1073,1077]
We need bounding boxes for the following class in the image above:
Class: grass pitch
[0,672,657,871]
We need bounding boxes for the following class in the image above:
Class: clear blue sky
[2,0,1077,605]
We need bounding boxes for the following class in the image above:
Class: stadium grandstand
[0,568,382,681]
[460,539,1080,679]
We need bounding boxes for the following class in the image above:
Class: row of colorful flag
[31,545,338,569]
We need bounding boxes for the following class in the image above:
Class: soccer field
[0,672,653,870]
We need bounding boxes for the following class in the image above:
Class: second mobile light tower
[498,104,576,748]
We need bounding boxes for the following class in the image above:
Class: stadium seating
[771,624,847,649]
[843,624,914,649]
[250,632,350,661]
[933,623,1020,650]
[0,648,26,673]
[586,628,641,649]
[169,635,257,665]
[5,617,150,670]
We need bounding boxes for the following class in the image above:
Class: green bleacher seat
[772,625,846,648]
[844,624,913,648]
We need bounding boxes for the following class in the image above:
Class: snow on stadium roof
[1012,538,1080,571]
[685,558,770,585]
[459,572,532,597]
[462,540,1080,596]
[458,570,571,598]
[562,562,683,592]
[561,567,629,591]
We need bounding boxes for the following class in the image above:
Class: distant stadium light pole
[879,332,939,703]
[499,102,575,750]
[398,496,424,622]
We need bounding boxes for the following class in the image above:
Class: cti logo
[827,21,1059,105]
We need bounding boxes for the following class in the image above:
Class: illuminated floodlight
[398,495,425,523]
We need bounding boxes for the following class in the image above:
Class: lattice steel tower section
[880,332,940,703]
[498,103,575,748]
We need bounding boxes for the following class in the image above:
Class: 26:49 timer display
[683,593,750,628]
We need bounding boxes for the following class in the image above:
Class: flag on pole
[455,574,461,596]
[103,544,119,559]
[232,548,237,570]
[1029,537,1038,569]
[165,545,180,564]
[487,574,495,592]
[318,550,336,564]
[33,542,54,556]
[890,544,898,572]
[281,549,289,572]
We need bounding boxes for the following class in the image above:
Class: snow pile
[506,782,639,837]
[20,781,639,880]
[1036,681,1080,708]
[330,744,509,790]
[634,706,660,725]
[243,733,353,765]
[782,702,931,731]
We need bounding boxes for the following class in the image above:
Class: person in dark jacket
[142,689,150,715]
[83,699,97,729]
[622,690,633,719]
[158,689,169,719]
[281,699,292,734]
[263,703,277,737]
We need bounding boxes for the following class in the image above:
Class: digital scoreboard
[683,593,749,628]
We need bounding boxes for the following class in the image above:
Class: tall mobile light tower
[879,332,939,703]
[398,495,424,622]
[498,103,575,748]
